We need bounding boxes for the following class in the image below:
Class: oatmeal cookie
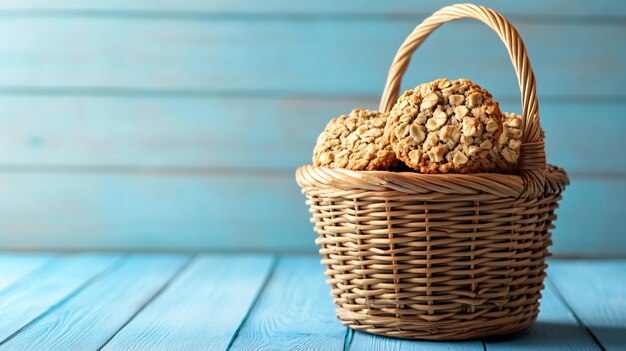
[483,112,523,172]
[385,78,503,173]
[313,108,396,170]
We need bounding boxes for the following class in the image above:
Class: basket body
[296,2,572,341]
[296,165,568,340]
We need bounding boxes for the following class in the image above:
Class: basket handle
[379,3,545,196]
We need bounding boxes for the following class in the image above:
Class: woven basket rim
[296,164,568,198]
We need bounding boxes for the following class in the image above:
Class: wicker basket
[295,4,570,341]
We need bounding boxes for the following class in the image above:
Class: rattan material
[295,3,569,341]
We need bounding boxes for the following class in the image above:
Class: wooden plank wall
[0,0,624,256]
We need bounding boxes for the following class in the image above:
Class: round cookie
[483,112,523,172]
[385,78,503,173]
[313,108,396,170]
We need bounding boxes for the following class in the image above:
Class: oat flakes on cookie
[385,78,503,173]
[483,112,523,172]
[313,108,396,170]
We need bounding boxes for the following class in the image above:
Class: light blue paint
[548,260,626,350]
[539,102,626,174]
[1,0,625,16]
[0,97,623,174]
[0,17,622,97]
[0,253,55,291]
[350,330,483,350]
[552,178,626,256]
[0,172,623,255]
[0,0,622,254]
[0,254,119,342]
[229,255,347,350]
[0,254,621,349]
[0,172,314,251]
[1,254,190,350]
[102,254,274,350]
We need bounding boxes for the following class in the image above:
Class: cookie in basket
[483,112,523,172]
[385,78,503,173]
[313,108,396,170]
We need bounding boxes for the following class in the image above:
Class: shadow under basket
[295,4,570,341]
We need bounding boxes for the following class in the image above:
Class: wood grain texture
[484,279,600,350]
[0,18,622,97]
[350,330,482,350]
[0,253,55,291]
[229,255,346,350]
[0,173,622,256]
[0,0,623,16]
[102,254,274,350]
[548,260,626,350]
[1,255,190,350]
[0,254,119,343]
[0,97,622,174]
[0,255,622,349]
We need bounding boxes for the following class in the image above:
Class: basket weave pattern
[296,4,569,340]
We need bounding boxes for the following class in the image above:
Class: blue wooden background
[0,0,624,256]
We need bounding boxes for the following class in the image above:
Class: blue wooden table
[0,253,623,350]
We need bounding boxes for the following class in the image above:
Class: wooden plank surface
[1,255,190,350]
[0,173,622,256]
[102,254,274,350]
[0,19,622,98]
[0,254,119,343]
[350,330,482,350]
[484,280,600,351]
[0,96,622,174]
[0,255,623,349]
[0,0,624,16]
[0,253,55,291]
[548,261,626,350]
[229,255,346,350]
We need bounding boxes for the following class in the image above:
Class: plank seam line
[0,254,126,346]
[0,87,624,103]
[546,276,607,351]
[0,254,59,296]
[343,327,354,351]
[0,166,623,181]
[225,255,279,350]
[96,254,197,351]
